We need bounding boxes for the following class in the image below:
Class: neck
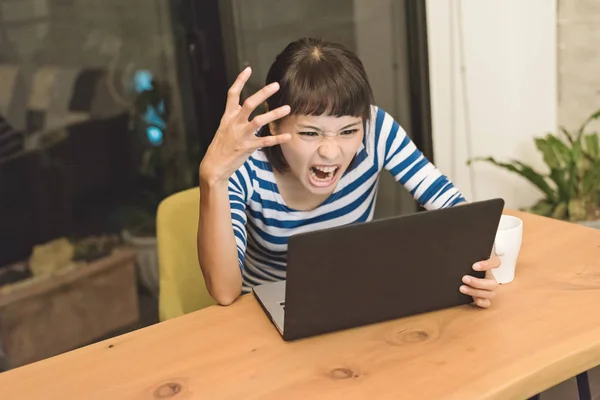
[273,169,332,211]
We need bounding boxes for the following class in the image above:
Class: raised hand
[199,67,291,184]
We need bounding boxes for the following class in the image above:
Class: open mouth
[308,165,340,187]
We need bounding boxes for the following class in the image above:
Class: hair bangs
[273,58,372,121]
[261,37,375,171]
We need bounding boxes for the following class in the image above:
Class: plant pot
[121,230,159,297]
[0,248,139,368]
[577,219,600,230]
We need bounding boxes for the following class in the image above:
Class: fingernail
[460,285,468,293]
[473,263,482,271]
[463,276,471,284]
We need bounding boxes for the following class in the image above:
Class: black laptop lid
[282,198,504,341]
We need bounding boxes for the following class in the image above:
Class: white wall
[426,0,557,210]
[558,0,600,131]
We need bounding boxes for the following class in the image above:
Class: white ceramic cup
[492,215,523,284]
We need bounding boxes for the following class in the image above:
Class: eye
[341,129,359,136]
[298,131,319,137]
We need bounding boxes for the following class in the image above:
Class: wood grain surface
[0,211,598,400]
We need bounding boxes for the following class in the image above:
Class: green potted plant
[468,108,600,228]
[117,72,200,296]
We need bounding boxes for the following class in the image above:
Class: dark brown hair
[259,37,374,172]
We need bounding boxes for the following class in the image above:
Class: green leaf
[534,135,571,169]
[512,160,557,201]
[529,199,555,217]
[568,198,587,221]
[534,137,560,169]
[569,140,583,183]
[577,109,600,136]
[582,162,600,197]
[572,140,582,160]
[559,126,575,144]
[469,157,556,202]
[583,133,600,159]
[547,135,573,164]
[549,169,571,201]
[552,201,568,220]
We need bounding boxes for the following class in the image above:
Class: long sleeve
[228,162,253,270]
[374,107,467,209]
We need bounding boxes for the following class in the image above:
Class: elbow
[215,294,238,306]
[205,278,241,306]
[197,254,243,306]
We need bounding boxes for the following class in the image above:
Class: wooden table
[0,211,599,400]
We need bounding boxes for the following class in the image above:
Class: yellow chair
[156,187,216,321]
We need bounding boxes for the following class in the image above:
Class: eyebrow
[297,121,361,131]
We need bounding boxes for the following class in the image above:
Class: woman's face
[272,114,364,195]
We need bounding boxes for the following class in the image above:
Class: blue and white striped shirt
[229,106,466,292]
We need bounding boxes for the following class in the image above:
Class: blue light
[147,126,163,146]
[134,70,153,93]
[144,105,166,130]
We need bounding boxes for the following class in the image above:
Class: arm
[197,172,245,306]
[376,107,467,209]
[376,108,499,307]
[196,67,290,305]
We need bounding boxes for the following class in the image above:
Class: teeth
[310,169,332,181]
[310,166,338,182]
[313,165,337,173]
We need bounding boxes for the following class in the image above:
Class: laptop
[252,198,505,341]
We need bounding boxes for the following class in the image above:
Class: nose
[317,138,341,161]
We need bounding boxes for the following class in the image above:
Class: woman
[198,38,499,307]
